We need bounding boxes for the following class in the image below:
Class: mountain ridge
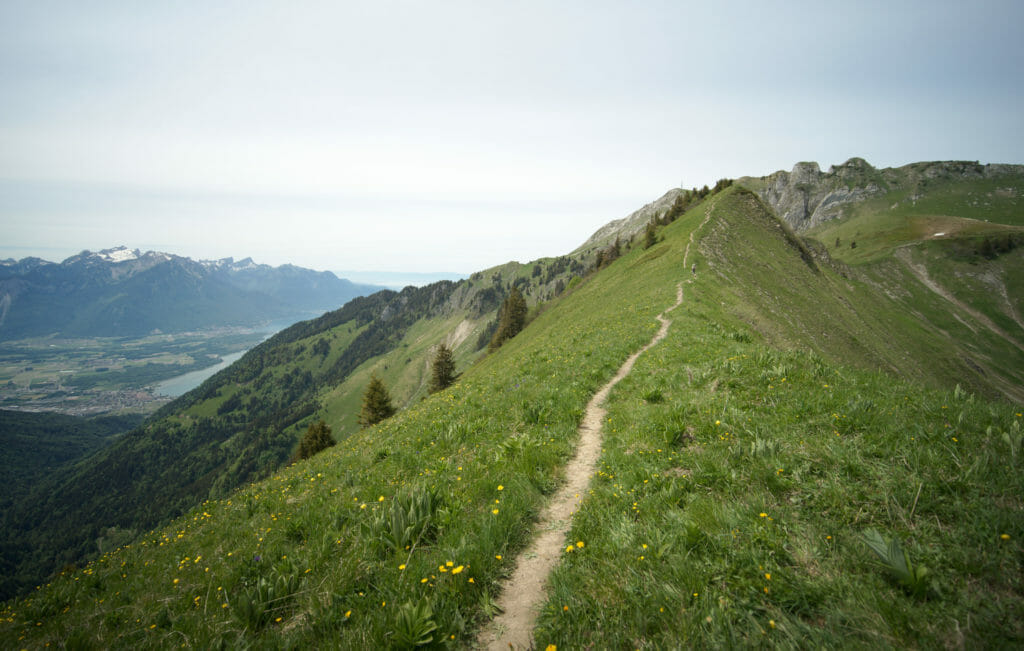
[2,160,1023,646]
[0,247,382,340]
[739,157,1024,232]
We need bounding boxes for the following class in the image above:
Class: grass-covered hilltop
[2,159,1023,648]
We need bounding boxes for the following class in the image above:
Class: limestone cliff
[739,158,1024,231]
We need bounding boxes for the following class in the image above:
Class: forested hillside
[0,250,593,601]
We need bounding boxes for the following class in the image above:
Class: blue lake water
[152,312,320,398]
[155,350,248,397]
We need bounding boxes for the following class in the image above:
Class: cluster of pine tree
[644,179,733,249]
[352,341,457,433]
[592,237,623,271]
[977,233,1021,259]
[292,419,335,461]
[488,286,527,351]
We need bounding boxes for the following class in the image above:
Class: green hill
[0,255,590,602]
[2,169,1022,647]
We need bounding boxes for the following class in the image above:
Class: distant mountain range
[0,246,381,339]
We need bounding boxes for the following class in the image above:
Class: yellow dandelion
[398,564,406,571]
[765,573,771,580]
[492,508,500,515]
[576,541,584,548]
[497,485,504,491]
[546,645,557,651]
[452,565,464,574]
[1001,533,1011,540]
[759,512,768,518]
[769,620,776,629]
[566,544,574,552]
[345,610,351,618]
[446,561,454,567]
[495,554,502,560]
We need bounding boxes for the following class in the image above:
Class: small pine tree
[358,374,396,427]
[644,221,657,249]
[429,343,456,393]
[488,286,528,351]
[294,419,335,461]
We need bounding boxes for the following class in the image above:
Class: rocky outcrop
[575,188,685,252]
[745,158,886,231]
[741,158,1024,232]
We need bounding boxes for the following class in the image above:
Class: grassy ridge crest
[3,187,1022,647]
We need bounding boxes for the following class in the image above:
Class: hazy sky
[2,1,1022,274]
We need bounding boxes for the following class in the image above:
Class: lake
[152,312,323,398]
[154,350,248,397]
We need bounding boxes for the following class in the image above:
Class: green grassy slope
[2,187,1021,648]
[0,254,592,602]
[535,190,1023,647]
[701,190,1024,403]
[795,171,1024,402]
[0,193,695,648]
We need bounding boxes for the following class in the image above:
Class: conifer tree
[488,286,528,351]
[358,374,396,427]
[429,343,456,393]
[644,220,657,249]
[294,419,335,461]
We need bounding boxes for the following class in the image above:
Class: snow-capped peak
[97,246,141,263]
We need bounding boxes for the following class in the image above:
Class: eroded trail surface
[478,211,709,649]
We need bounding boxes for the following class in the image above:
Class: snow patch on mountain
[97,246,141,263]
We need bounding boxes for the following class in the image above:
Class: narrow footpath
[478,209,710,649]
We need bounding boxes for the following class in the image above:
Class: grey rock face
[745,158,1024,232]
[754,159,884,231]
[576,188,685,252]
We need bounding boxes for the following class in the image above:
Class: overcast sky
[2,1,1022,275]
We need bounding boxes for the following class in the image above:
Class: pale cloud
[1,1,1022,272]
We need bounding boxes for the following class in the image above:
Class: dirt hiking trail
[477,209,710,649]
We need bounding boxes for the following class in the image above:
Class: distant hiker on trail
[691,263,696,275]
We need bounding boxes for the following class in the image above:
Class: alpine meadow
[2,159,1023,649]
